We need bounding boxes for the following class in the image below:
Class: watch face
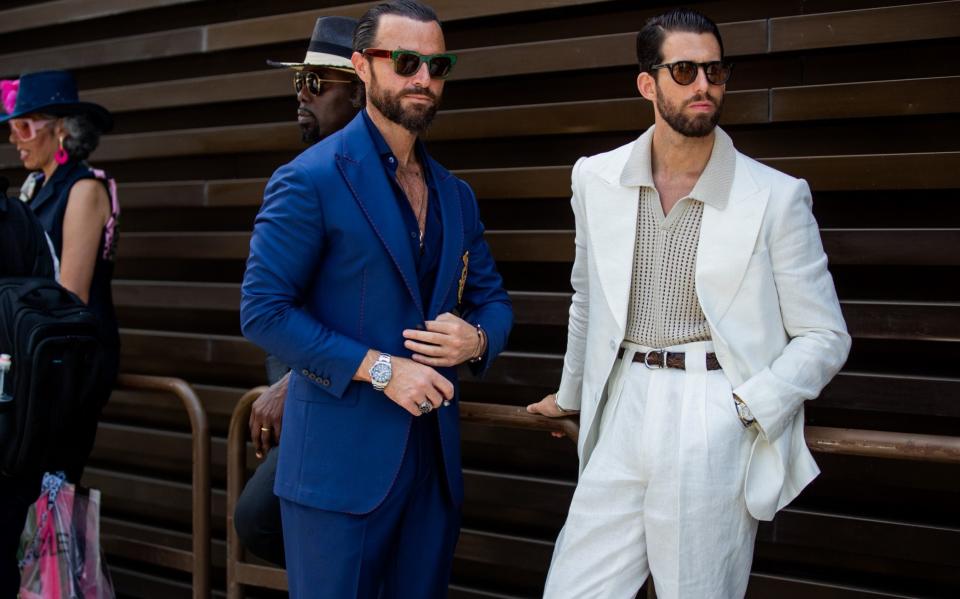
[370,361,391,384]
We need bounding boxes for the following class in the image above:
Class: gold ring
[260,426,271,432]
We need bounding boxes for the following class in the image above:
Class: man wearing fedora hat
[233,16,365,568]
[268,15,365,145]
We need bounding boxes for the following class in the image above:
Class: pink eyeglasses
[8,117,54,142]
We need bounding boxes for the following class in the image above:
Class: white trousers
[543,341,759,599]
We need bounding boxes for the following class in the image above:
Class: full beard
[656,86,723,138]
[368,71,440,134]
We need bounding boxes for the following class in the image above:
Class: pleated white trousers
[543,341,759,599]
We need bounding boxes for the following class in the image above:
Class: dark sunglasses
[362,48,458,79]
[650,60,733,86]
[294,71,352,96]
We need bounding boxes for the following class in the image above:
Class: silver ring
[418,400,433,414]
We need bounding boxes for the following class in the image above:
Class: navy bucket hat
[0,70,113,132]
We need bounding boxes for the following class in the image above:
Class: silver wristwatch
[554,395,576,414]
[733,394,756,428]
[369,353,393,392]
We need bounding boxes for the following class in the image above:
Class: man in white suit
[527,8,850,598]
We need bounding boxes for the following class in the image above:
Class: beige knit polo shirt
[619,127,736,348]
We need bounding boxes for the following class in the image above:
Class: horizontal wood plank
[112,329,960,421]
[0,0,620,76]
[770,1,960,52]
[116,228,960,266]
[0,0,201,35]
[108,149,960,215]
[766,152,960,190]
[86,467,960,571]
[771,76,960,122]
[449,21,765,80]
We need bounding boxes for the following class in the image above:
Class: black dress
[24,159,121,479]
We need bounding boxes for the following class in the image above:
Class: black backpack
[0,179,55,280]
[0,279,105,477]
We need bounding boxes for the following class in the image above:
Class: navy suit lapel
[427,158,464,319]
[336,115,424,316]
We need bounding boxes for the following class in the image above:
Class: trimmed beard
[368,69,440,134]
[300,123,321,145]
[655,83,723,138]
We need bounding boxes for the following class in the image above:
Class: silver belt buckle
[643,350,668,369]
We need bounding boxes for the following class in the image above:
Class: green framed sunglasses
[362,48,458,79]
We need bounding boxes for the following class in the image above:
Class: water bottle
[0,354,11,405]
[0,354,11,445]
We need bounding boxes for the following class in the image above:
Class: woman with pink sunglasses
[0,70,120,597]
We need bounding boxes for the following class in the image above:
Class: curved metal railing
[111,374,210,599]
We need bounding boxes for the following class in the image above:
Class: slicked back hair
[353,0,441,53]
[636,8,724,75]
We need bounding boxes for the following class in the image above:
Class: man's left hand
[403,312,481,367]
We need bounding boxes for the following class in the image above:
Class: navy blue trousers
[280,413,460,599]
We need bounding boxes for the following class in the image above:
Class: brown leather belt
[617,347,721,371]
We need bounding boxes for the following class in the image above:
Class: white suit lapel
[696,153,769,323]
[587,180,639,335]
[584,139,642,335]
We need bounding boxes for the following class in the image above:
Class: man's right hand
[384,356,454,417]
[249,372,290,458]
[527,393,575,438]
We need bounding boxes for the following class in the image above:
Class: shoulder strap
[87,167,120,261]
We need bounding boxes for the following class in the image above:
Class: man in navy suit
[240,1,513,597]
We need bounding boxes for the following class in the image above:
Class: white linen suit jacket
[555,126,851,521]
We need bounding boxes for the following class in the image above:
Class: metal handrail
[226,386,276,599]
[114,373,210,599]
[224,392,960,597]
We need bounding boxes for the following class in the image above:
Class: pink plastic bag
[18,472,115,599]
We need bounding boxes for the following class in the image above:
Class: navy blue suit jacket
[241,113,512,514]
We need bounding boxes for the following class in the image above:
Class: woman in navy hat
[0,70,120,596]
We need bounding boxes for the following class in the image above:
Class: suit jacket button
[323,379,330,386]
[301,368,309,376]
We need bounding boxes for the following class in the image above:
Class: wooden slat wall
[3,1,958,597]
